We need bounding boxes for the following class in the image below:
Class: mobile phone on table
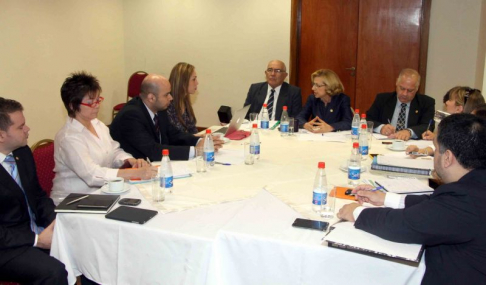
[292,218,329,231]
[118,198,141,206]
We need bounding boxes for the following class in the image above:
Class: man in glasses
[244,60,302,120]
[366,68,435,141]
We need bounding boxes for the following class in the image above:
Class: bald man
[111,74,220,161]
[366,68,435,141]
[244,60,302,120]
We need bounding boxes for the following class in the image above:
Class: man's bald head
[265,60,288,89]
[140,74,173,113]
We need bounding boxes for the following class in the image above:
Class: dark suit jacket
[244,82,302,119]
[110,97,199,161]
[296,93,353,131]
[355,169,486,285]
[366,92,435,137]
[0,146,56,267]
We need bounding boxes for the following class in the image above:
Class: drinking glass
[244,142,254,165]
[249,113,259,125]
[152,173,165,202]
[195,147,206,173]
[320,184,335,219]
[288,117,295,136]
[367,121,374,150]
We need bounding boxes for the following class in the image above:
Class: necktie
[154,114,161,143]
[267,89,275,120]
[396,103,407,131]
[4,154,41,234]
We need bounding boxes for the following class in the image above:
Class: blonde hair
[449,87,485,114]
[311,69,344,96]
[168,62,197,129]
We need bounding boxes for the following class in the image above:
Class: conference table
[51,123,429,285]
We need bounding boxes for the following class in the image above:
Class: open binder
[55,193,120,214]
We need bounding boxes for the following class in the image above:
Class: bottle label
[204,151,215,162]
[250,144,260,155]
[164,176,173,188]
[351,127,358,136]
[312,191,327,206]
[348,166,361,180]
[359,146,369,155]
[280,123,289,132]
[261,121,269,129]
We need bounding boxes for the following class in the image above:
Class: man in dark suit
[0,98,67,284]
[111,74,222,161]
[338,113,486,284]
[366,68,435,141]
[244,60,302,120]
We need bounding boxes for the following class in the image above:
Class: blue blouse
[296,93,353,131]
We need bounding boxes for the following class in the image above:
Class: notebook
[215,105,251,137]
[55,193,120,214]
[105,206,158,224]
[375,177,433,194]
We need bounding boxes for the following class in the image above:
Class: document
[374,177,433,194]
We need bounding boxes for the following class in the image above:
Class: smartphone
[292,218,329,231]
[118,198,141,206]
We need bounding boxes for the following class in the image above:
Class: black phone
[118,198,141,206]
[292,218,329,231]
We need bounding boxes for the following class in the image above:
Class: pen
[215,161,231,166]
[270,121,280,130]
[406,151,429,157]
[146,157,151,165]
[66,195,89,205]
[425,119,433,133]
[388,119,391,124]
[349,186,384,196]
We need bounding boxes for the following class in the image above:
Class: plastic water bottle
[351,109,360,140]
[280,106,289,136]
[261,103,270,129]
[312,162,327,213]
[160,149,173,193]
[204,129,215,167]
[359,124,368,159]
[348,142,361,186]
[250,123,260,160]
[360,113,367,133]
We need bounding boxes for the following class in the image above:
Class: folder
[55,193,120,214]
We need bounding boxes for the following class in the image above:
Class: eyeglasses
[312,82,326,88]
[80,96,104,108]
[266,68,286,74]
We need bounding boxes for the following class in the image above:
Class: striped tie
[267,89,275,120]
[4,154,41,234]
[396,103,407,131]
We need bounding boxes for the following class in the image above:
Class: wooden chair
[112,71,148,120]
[31,139,55,197]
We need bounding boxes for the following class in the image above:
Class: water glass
[152,173,165,202]
[320,184,335,219]
[249,113,259,125]
[195,147,206,173]
[244,142,254,165]
[367,121,374,150]
[288,117,295,136]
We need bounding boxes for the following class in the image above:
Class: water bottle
[160,149,173,193]
[204,129,215,167]
[360,113,367,133]
[359,124,369,159]
[351,109,360,140]
[250,123,260,159]
[261,103,270,129]
[348,142,361,186]
[280,106,289,136]
[312,162,327,213]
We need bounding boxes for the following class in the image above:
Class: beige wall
[0,0,125,145]
[425,0,485,110]
[123,0,291,128]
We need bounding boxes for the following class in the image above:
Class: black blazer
[110,97,199,161]
[355,169,486,285]
[366,92,435,137]
[0,146,56,267]
[244,82,302,119]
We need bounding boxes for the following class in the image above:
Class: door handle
[345,67,356,71]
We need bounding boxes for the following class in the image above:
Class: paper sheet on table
[406,140,434,149]
[374,177,433,194]
[373,133,389,140]
[298,131,348,142]
[215,148,245,165]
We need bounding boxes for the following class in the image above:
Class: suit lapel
[136,97,158,140]
[256,84,268,109]
[408,95,420,126]
[0,156,27,205]
[385,93,398,122]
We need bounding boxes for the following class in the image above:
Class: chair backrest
[127,71,148,101]
[31,139,55,197]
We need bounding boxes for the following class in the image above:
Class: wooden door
[296,0,359,108]
[290,0,431,113]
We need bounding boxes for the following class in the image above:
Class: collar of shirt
[0,151,12,173]
[67,117,101,132]
[143,102,157,123]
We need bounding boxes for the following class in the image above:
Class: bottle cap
[361,124,367,129]
[353,142,359,148]
[263,103,267,107]
[206,129,212,134]
[361,113,366,118]
[162,149,169,156]
[252,123,257,128]
[283,106,288,111]
[355,109,359,114]
[318,162,325,169]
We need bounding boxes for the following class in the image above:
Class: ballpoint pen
[146,157,152,165]
[425,119,433,133]
[66,195,89,205]
[215,161,231,166]
[270,121,280,130]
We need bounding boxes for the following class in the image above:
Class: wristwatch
[406,128,413,136]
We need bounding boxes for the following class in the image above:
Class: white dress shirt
[258,84,282,121]
[51,118,132,204]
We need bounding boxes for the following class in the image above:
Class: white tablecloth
[51,126,427,284]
